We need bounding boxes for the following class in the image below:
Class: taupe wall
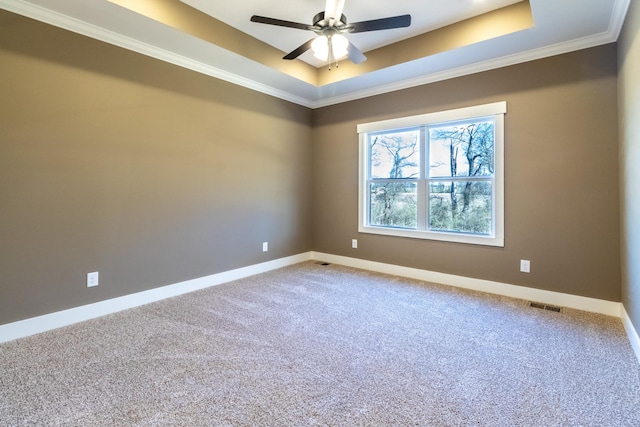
[0,9,625,328]
[312,44,621,302]
[0,11,312,325]
[619,1,640,330]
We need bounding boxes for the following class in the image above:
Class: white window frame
[358,102,505,247]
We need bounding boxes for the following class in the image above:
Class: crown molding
[0,0,315,108]
[310,28,622,108]
[609,0,632,39]
[0,0,631,109]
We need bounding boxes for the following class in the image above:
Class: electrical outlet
[352,239,358,249]
[520,260,531,273]
[262,242,268,252]
[87,271,99,288]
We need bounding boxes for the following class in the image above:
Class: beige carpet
[1,261,639,426]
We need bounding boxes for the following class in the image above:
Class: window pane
[429,121,494,178]
[370,130,420,179]
[369,182,417,229]
[429,181,492,235]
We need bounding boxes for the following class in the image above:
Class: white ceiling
[0,0,631,108]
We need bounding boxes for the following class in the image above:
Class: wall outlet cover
[87,271,99,287]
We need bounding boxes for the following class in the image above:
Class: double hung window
[358,102,505,246]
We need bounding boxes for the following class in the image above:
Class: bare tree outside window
[369,130,419,228]
[428,121,494,234]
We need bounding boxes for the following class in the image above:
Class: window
[358,102,505,246]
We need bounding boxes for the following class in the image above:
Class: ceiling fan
[250,0,411,68]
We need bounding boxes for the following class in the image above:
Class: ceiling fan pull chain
[328,36,334,70]
[327,35,340,70]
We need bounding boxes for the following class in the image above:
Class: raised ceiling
[183,0,525,68]
[0,0,630,108]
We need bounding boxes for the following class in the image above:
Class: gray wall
[619,0,640,331]
[0,11,312,325]
[312,44,621,302]
[0,9,625,328]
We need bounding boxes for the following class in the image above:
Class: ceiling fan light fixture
[331,34,349,60]
[312,34,349,62]
[312,35,329,60]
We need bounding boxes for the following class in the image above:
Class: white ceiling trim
[0,0,630,109]
[312,30,620,109]
[609,0,632,39]
[0,0,316,107]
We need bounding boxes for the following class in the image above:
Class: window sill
[358,225,504,247]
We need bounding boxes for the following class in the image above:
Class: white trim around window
[358,102,506,247]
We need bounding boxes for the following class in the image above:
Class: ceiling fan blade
[250,15,314,31]
[283,38,315,60]
[348,14,411,33]
[347,42,367,64]
[325,0,346,24]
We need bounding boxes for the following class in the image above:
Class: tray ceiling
[0,0,630,108]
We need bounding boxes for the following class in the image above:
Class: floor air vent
[530,302,562,313]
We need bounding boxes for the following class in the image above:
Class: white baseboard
[0,251,627,347]
[0,252,313,344]
[311,252,622,318]
[621,305,640,364]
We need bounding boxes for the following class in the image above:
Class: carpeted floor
[1,261,639,426]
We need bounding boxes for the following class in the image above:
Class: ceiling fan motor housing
[313,11,348,29]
